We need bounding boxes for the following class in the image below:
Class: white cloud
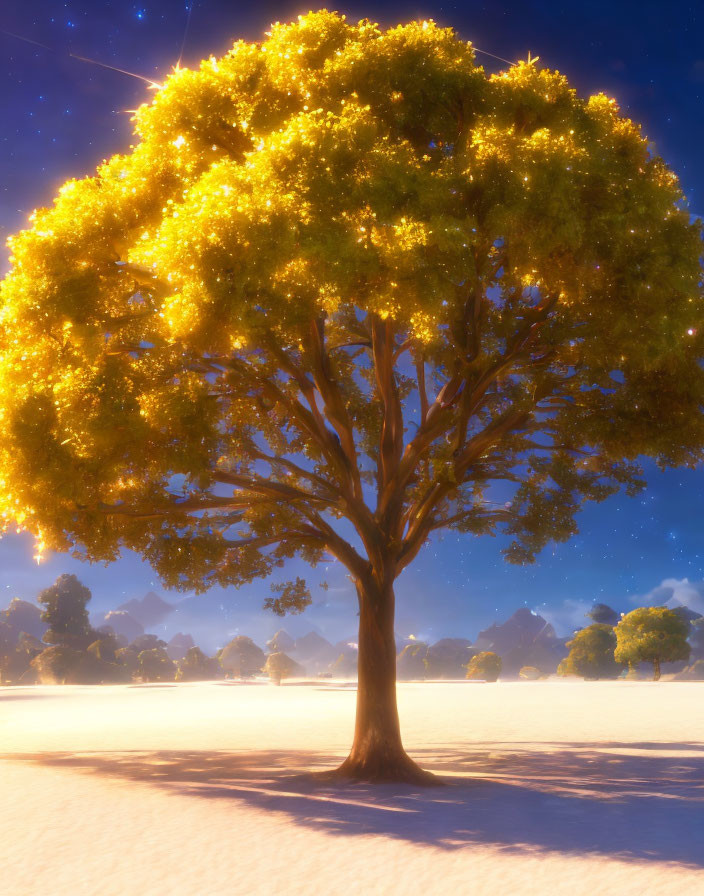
[631,578,704,615]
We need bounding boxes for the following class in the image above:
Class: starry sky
[0,0,703,649]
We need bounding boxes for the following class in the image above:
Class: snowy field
[1,680,703,895]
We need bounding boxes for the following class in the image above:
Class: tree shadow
[4,743,703,866]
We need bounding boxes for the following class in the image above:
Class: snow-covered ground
[1,680,702,895]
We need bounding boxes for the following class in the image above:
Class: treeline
[557,606,703,681]
[2,574,703,685]
[0,574,301,686]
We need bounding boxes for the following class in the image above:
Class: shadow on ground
[3,743,703,866]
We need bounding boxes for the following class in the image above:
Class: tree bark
[333,579,439,784]
[653,658,661,681]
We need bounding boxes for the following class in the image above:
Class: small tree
[38,574,93,648]
[558,623,623,679]
[136,647,175,682]
[264,651,301,685]
[217,636,266,678]
[615,607,690,680]
[466,651,502,682]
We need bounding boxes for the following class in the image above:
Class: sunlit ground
[1,680,703,895]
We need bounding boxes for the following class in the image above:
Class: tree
[466,651,501,681]
[0,13,702,781]
[264,651,302,685]
[424,638,474,678]
[37,574,93,648]
[614,607,690,680]
[130,633,168,652]
[115,646,140,678]
[0,632,43,684]
[175,646,220,681]
[557,623,623,679]
[136,647,175,682]
[587,603,620,627]
[217,635,266,678]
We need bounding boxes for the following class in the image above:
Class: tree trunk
[334,579,439,784]
[653,658,661,681]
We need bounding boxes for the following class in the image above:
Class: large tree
[615,607,690,680]
[0,13,702,781]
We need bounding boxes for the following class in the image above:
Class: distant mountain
[425,638,475,679]
[267,629,295,653]
[475,608,558,653]
[1,598,47,641]
[117,592,175,628]
[167,632,195,662]
[291,631,338,672]
[101,610,143,643]
[475,608,568,676]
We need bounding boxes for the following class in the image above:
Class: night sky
[1,0,703,649]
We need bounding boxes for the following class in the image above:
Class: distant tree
[424,638,475,679]
[38,574,93,648]
[217,636,266,679]
[1,12,703,781]
[87,630,120,663]
[0,620,17,654]
[615,607,690,680]
[0,632,43,684]
[30,646,84,684]
[131,634,168,652]
[115,646,140,678]
[136,647,175,682]
[466,651,502,682]
[558,624,624,679]
[175,646,220,681]
[264,651,301,685]
[587,603,620,627]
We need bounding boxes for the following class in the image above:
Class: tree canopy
[38,573,93,648]
[0,11,702,780]
[614,606,690,680]
[0,11,701,587]
[558,623,623,679]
